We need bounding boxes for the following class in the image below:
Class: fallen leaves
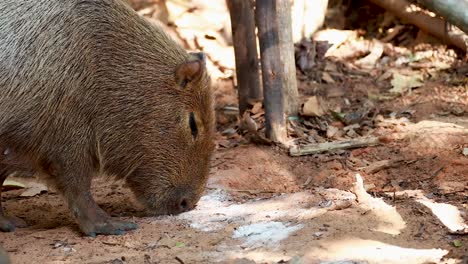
[2,180,26,191]
[19,182,48,197]
[389,73,424,94]
[2,179,48,197]
[453,240,463,248]
[302,96,327,117]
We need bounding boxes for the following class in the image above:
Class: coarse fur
[0,0,214,236]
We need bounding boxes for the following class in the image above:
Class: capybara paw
[0,215,27,232]
[81,218,138,237]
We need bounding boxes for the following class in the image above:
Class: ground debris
[290,137,381,156]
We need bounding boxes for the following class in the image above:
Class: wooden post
[227,0,262,115]
[256,0,298,142]
[277,0,299,117]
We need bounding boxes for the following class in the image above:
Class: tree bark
[256,0,287,142]
[227,0,262,115]
[368,0,467,51]
[417,0,468,34]
[277,0,299,117]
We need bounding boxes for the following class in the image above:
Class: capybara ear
[175,52,206,89]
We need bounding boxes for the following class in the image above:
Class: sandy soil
[1,1,467,263]
[1,102,467,263]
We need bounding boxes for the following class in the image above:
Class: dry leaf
[251,102,263,115]
[326,125,339,138]
[389,73,423,94]
[356,41,384,68]
[241,112,258,133]
[20,182,48,197]
[303,96,327,117]
[2,179,26,191]
[321,72,335,84]
[377,71,393,82]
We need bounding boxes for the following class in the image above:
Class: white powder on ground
[232,221,304,248]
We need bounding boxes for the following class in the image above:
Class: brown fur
[0,0,214,236]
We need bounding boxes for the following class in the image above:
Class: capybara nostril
[178,198,190,213]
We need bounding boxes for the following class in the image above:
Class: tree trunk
[227,0,262,115]
[417,0,468,34]
[368,0,467,51]
[256,0,287,142]
[278,0,299,117]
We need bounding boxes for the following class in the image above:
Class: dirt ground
[1,1,467,263]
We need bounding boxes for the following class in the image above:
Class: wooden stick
[363,158,404,174]
[277,0,299,117]
[227,0,262,115]
[289,137,381,156]
[256,0,298,141]
[256,0,287,142]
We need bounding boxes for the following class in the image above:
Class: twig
[363,158,405,174]
[175,256,185,264]
[289,137,381,156]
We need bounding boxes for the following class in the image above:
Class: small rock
[146,242,158,250]
[462,148,468,156]
[52,241,65,249]
[313,231,325,237]
[424,193,435,199]
[343,112,365,125]
[63,246,76,253]
[319,200,333,208]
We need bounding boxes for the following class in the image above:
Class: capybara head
[77,0,217,216]
[122,52,215,215]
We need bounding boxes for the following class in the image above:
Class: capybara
[0,0,214,236]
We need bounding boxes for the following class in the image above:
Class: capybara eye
[189,112,198,139]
